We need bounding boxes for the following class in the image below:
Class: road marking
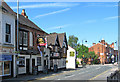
[89,68,111,80]
[97,67,101,69]
[57,79,61,80]
[65,75,75,78]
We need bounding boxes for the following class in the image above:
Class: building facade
[0,1,16,77]
[15,9,47,75]
[66,46,76,69]
[89,39,116,64]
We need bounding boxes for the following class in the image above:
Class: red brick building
[89,39,115,64]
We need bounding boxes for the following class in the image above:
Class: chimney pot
[21,9,28,18]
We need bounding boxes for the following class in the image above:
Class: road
[35,64,118,81]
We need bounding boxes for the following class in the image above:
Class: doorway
[26,59,30,74]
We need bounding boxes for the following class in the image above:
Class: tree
[68,35,78,49]
[76,45,89,58]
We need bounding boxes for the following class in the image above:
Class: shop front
[0,55,12,76]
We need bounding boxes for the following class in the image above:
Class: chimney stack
[21,9,28,18]
[93,43,96,45]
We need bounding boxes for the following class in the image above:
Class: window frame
[5,23,11,43]
[19,30,28,51]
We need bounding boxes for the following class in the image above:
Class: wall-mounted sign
[37,37,46,46]
[53,53,59,57]
[0,55,12,61]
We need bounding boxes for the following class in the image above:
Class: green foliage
[68,35,78,49]
[76,45,89,58]
[76,61,79,65]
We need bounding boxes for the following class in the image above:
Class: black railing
[107,70,120,82]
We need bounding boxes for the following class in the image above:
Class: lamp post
[81,40,87,64]
[16,0,19,78]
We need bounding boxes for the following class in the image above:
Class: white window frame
[29,32,33,47]
[5,23,11,43]
[0,61,11,76]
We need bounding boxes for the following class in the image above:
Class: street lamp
[81,40,87,64]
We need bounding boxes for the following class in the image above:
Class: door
[26,59,29,74]
[32,59,35,67]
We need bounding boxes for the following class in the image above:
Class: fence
[107,70,120,82]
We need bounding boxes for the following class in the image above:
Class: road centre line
[89,68,112,80]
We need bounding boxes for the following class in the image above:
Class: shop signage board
[53,53,59,57]
[37,37,47,46]
[0,55,12,61]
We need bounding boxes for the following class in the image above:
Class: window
[29,32,33,46]
[19,31,28,50]
[70,51,75,57]
[37,57,41,66]
[64,48,66,53]
[18,57,25,67]
[5,24,11,43]
[23,32,28,46]
[55,46,58,52]
[4,61,11,75]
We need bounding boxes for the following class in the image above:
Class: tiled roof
[46,34,57,46]
[47,33,66,48]
[2,0,47,33]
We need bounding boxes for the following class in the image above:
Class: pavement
[2,64,118,82]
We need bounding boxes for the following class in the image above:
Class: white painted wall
[66,46,76,69]
[1,12,15,45]
[18,55,44,74]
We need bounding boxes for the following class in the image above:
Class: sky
[6,2,118,47]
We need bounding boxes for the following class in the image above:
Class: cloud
[83,20,97,24]
[85,3,117,7]
[34,8,70,19]
[11,3,79,9]
[104,16,119,20]
[47,24,70,30]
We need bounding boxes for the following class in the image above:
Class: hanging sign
[37,37,46,46]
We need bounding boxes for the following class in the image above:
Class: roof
[46,34,57,46]
[2,1,16,16]
[2,0,47,33]
[48,33,66,48]
[18,14,46,32]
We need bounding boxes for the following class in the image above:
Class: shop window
[5,24,11,43]
[18,57,25,67]
[37,57,41,66]
[4,61,11,75]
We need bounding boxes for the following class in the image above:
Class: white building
[0,1,16,77]
[66,46,76,69]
